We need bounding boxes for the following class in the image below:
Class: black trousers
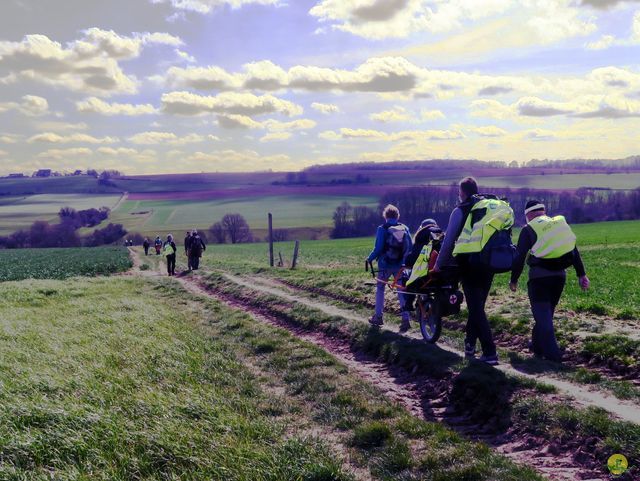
[462,269,496,356]
[190,255,200,270]
[528,276,565,362]
[167,254,176,275]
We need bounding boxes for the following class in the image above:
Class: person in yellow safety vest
[432,177,500,365]
[510,200,590,362]
[405,219,443,290]
[163,234,177,277]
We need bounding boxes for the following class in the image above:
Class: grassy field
[103,194,378,237]
[0,193,122,235]
[0,275,548,480]
[0,219,638,478]
[0,247,132,281]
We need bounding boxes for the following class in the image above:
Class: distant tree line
[0,206,127,249]
[332,185,640,238]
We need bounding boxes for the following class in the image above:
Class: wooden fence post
[268,213,274,267]
[291,240,300,270]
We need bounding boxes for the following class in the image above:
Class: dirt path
[125,250,616,481]
[226,273,640,426]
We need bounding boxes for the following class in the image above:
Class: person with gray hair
[366,204,412,330]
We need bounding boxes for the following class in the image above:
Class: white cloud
[33,121,89,132]
[260,132,292,142]
[0,95,49,116]
[0,134,21,144]
[151,0,282,15]
[36,147,93,159]
[421,109,445,120]
[28,133,119,144]
[165,65,242,90]
[127,131,211,145]
[76,97,157,116]
[217,114,264,129]
[328,127,464,141]
[633,10,640,42]
[311,102,340,114]
[370,106,411,122]
[263,119,316,132]
[473,125,508,137]
[161,91,303,116]
[0,150,7,157]
[310,0,593,43]
[585,34,616,50]
[0,29,182,96]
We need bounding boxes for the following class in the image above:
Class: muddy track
[274,278,640,384]
[185,274,614,481]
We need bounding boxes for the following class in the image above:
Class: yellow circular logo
[607,454,628,476]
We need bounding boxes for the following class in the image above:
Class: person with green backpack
[510,200,590,362]
[433,177,515,365]
[366,204,413,329]
[163,234,177,276]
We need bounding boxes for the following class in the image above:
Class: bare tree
[221,213,251,244]
[209,222,226,244]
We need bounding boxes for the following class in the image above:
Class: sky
[0,0,639,175]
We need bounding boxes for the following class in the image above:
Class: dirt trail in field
[227,273,640,425]
[125,250,615,481]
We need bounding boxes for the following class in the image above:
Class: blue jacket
[367,219,412,269]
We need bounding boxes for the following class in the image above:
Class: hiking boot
[399,312,411,333]
[478,354,499,366]
[369,314,383,326]
[464,342,476,359]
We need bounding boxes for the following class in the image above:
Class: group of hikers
[142,230,207,276]
[367,176,590,365]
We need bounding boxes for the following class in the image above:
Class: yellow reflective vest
[453,198,514,255]
[528,215,576,259]
[163,243,176,256]
[407,244,433,286]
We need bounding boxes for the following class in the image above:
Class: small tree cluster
[84,224,128,247]
[59,207,110,228]
[208,213,253,244]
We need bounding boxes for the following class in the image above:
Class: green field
[0,247,132,281]
[0,193,122,235]
[0,220,638,479]
[105,194,378,237]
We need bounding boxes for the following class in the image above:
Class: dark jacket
[511,224,586,283]
[184,235,192,253]
[435,196,478,269]
[190,235,206,257]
